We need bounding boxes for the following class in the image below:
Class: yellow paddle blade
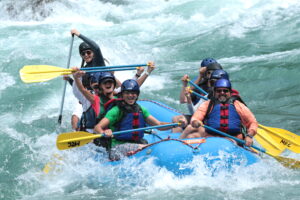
[266,151,300,169]
[20,65,72,74]
[255,128,286,156]
[56,131,101,150]
[20,71,71,83]
[43,153,64,174]
[259,124,300,144]
[259,124,300,153]
[19,65,73,83]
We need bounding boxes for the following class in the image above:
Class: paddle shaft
[58,35,74,124]
[83,67,138,73]
[82,64,147,71]
[191,91,209,100]
[111,123,179,136]
[56,123,179,150]
[60,123,179,143]
[188,80,208,95]
[203,125,266,153]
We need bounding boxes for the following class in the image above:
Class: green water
[0,0,300,199]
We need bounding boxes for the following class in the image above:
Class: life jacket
[204,97,242,136]
[231,89,247,106]
[80,95,100,130]
[104,99,146,142]
[97,94,117,122]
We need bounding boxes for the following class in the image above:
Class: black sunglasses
[81,50,92,56]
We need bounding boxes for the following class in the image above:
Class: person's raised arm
[71,28,105,66]
[136,61,155,86]
[72,67,96,104]
[179,74,189,103]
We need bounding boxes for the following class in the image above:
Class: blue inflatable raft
[107,100,260,176]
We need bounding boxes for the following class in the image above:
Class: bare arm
[136,61,155,86]
[73,68,96,104]
[71,115,80,131]
[145,115,173,130]
[94,118,111,134]
[179,74,189,103]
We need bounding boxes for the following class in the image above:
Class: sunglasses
[215,89,230,93]
[81,50,92,56]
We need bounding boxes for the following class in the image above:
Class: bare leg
[172,115,187,133]
[181,126,208,139]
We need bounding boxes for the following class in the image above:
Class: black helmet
[79,42,91,54]
[207,63,223,71]
[98,72,116,86]
[121,79,140,95]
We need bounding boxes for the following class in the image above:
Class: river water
[0,0,300,199]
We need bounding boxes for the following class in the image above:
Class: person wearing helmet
[179,59,221,108]
[173,59,222,133]
[68,29,110,90]
[94,79,178,160]
[71,29,105,68]
[181,79,258,147]
[72,68,117,133]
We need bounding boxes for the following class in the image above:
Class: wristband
[246,134,253,139]
[135,73,141,78]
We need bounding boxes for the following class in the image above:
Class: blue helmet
[121,79,140,95]
[210,69,229,80]
[98,72,116,86]
[89,72,102,84]
[201,58,217,67]
[214,79,231,89]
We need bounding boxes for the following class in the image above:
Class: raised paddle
[189,89,209,101]
[187,79,208,95]
[57,123,180,150]
[20,64,145,83]
[203,125,300,169]
[58,35,74,124]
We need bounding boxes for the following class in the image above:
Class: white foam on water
[1,0,300,199]
[0,72,15,91]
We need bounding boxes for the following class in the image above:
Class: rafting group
[57,29,257,161]
[20,29,300,170]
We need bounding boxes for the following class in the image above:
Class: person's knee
[172,115,182,123]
